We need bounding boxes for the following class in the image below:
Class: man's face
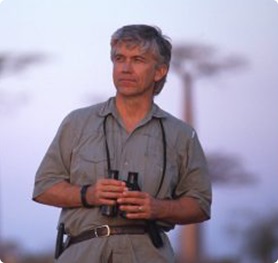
[112,43,166,99]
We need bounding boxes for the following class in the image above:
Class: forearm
[33,179,127,208]
[154,196,208,225]
[33,181,82,208]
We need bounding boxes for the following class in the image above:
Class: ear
[154,64,168,82]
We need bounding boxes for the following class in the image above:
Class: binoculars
[101,170,140,217]
[100,170,164,248]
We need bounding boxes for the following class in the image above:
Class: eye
[134,56,145,63]
[114,55,124,62]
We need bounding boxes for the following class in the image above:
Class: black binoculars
[101,170,140,217]
[100,170,164,248]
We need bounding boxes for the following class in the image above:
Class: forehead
[113,42,155,58]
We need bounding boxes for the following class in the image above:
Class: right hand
[85,179,127,206]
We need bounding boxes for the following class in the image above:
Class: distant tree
[171,43,246,126]
[0,240,22,262]
[171,42,246,131]
[243,213,278,263]
[206,153,254,184]
[0,239,54,263]
[170,42,250,263]
[0,52,46,78]
[0,51,48,256]
[0,52,47,115]
[171,43,251,184]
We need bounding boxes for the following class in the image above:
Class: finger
[101,185,127,193]
[123,206,149,220]
[121,191,145,198]
[99,198,117,206]
[119,204,145,214]
[117,197,143,206]
[100,191,124,200]
[101,179,126,186]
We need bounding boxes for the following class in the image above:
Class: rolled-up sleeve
[32,113,77,199]
[174,130,212,218]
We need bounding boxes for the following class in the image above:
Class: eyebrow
[113,52,150,61]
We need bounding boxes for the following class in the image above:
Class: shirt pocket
[69,132,114,185]
[143,134,178,198]
[142,134,165,196]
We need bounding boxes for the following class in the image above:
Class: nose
[122,61,132,73]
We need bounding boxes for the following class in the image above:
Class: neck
[115,95,153,133]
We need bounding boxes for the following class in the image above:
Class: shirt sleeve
[174,130,212,218]
[32,113,77,199]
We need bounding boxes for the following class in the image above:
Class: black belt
[66,225,147,248]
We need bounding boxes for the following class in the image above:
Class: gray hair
[110,24,172,95]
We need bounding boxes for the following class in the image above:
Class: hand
[85,179,126,207]
[117,191,158,220]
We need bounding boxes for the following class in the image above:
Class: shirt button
[124,161,129,166]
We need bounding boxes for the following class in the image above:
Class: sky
[0,0,278,260]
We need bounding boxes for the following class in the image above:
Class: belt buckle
[94,225,111,237]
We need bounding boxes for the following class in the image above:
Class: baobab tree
[0,52,47,114]
[0,51,47,259]
[243,213,278,263]
[171,42,251,263]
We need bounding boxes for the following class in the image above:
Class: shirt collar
[98,97,116,117]
[98,97,168,119]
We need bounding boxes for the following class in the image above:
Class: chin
[116,86,136,93]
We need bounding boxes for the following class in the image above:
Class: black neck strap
[103,115,167,198]
[154,118,167,197]
[103,115,111,172]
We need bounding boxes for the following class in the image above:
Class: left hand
[117,190,158,220]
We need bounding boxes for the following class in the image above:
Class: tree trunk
[179,73,202,263]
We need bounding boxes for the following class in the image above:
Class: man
[33,24,212,263]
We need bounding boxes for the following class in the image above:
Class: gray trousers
[56,233,175,263]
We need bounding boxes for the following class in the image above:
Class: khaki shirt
[33,97,211,262]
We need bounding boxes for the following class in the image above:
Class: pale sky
[0,0,278,259]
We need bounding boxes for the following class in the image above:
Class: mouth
[117,79,137,87]
[119,78,136,83]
